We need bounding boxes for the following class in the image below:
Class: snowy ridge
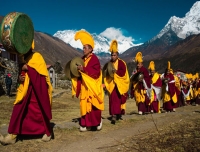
[53,28,142,54]
[152,1,200,41]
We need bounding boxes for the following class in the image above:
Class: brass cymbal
[64,60,72,79]
[102,62,108,78]
[70,57,84,77]
[103,62,115,78]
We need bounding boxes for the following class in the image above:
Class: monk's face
[83,44,92,58]
[111,52,118,62]
[137,62,143,69]
[150,70,155,76]
[166,69,170,75]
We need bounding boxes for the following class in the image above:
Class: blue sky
[0,0,198,44]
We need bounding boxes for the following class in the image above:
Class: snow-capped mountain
[53,28,142,54]
[151,1,200,41]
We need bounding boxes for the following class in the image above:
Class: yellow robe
[72,55,104,116]
[14,52,53,105]
[104,58,130,111]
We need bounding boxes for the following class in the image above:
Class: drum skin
[0,12,34,54]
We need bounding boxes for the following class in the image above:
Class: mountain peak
[152,1,200,41]
[53,28,142,54]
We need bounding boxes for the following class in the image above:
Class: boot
[97,119,102,131]
[41,134,51,142]
[2,134,17,145]
[0,133,4,145]
[111,115,116,124]
[79,126,87,132]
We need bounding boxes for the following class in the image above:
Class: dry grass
[106,117,200,152]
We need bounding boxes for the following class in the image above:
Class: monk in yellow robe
[131,52,151,115]
[148,61,162,113]
[0,41,53,145]
[161,61,177,112]
[73,30,104,132]
[104,40,129,124]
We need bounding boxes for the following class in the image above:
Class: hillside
[33,32,82,67]
[126,34,200,74]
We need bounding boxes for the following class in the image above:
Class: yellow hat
[148,61,155,71]
[167,61,170,70]
[109,40,118,53]
[134,52,143,63]
[192,74,196,81]
[185,74,189,79]
[74,30,94,49]
[170,68,173,74]
[31,40,35,50]
[196,73,199,79]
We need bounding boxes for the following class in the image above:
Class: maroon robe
[137,66,151,113]
[163,73,176,111]
[8,66,52,136]
[150,74,162,113]
[109,59,127,116]
[195,80,200,105]
[76,53,102,127]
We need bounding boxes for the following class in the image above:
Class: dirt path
[0,92,199,152]
[45,106,199,152]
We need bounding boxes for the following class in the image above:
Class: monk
[148,61,162,113]
[194,73,200,105]
[0,41,53,145]
[73,30,104,132]
[161,61,177,112]
[131,52,151,115]
[104,40,129,124]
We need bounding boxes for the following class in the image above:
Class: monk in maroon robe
[162,69,177,112]
[77,52,102,129]
[0,50,52,145]
[108,52,128,124]
[137,65,151,113]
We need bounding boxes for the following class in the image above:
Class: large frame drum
[0,12,34,54]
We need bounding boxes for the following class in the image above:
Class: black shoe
[111,116,116,124]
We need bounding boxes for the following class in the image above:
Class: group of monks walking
[0,29,199,146]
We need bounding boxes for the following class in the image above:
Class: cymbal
[103,62,115,78]
[102,62,108,78]
[107,62,115,78]
[70,57,84,77]
[64,60,72,79]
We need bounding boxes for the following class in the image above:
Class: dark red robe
[76,53,102,127]
[137,66,151,113]
[195,80,200,105]
[8,66,52,136]
[109,59,127,116]
[163,73,176,111]
[150,74,162,113]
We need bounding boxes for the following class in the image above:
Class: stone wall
[0,57,19,96]
[56,74,71,90]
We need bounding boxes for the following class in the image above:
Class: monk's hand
[19,75,25,82]
[77,64,84,72]
[112,68,116,73]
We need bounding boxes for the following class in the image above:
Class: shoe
[111,116,116,124]
[0,134,4,145]
[86,127,91,131]
[173,108,176,112]
[79,126,87,132]
[1,134,17,145]
[41,134,51,142]
[138,111,143,115]
[150,110,154,113]
[97,119,102,131]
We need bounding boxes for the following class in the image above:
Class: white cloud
[99,27,135,42]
